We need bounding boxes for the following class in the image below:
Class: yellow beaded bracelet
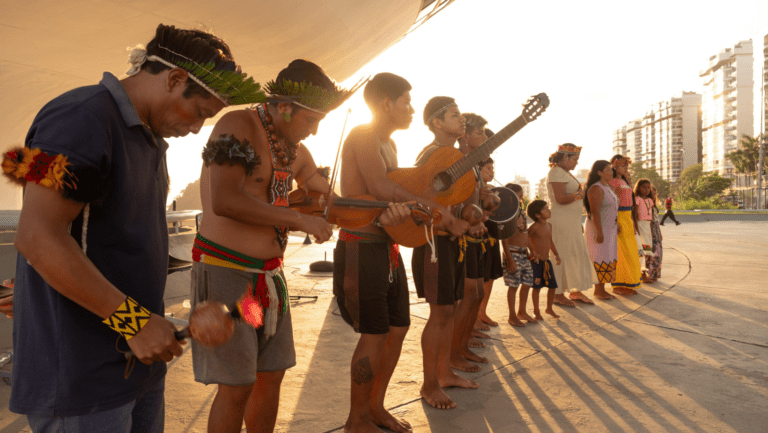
[102,296,152,340]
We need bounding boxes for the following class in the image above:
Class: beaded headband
[125,45,266,106]
[612,156,632,166]
[557,143,582,155]
[425,102,457,125]
[265,77,365,114]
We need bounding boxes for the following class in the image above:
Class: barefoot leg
[553,293,576,307]
[344,333,388,433]
[468,336,486,348]
[531,288,544,320]
[593,283,616,300]
[471,329,491,339]
[370,326,412,433]
[507,285,519,325]
[244,370,286,433]
[545,288,560,319]
[421,303,456,410]
[452,278,483,372]
[478,279,498,326]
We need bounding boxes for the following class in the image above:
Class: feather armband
[2,147,101,202]
[202,134,260,175]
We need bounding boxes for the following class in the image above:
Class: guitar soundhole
[432,172,453,192]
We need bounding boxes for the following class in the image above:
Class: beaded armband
[102,296,152,340]
[202,134,261,176]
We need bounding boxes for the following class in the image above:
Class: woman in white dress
[583,160,618,300]
[546,143,597,306]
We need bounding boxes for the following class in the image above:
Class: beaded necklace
[255,103,295,249]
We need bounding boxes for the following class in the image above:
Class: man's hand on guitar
[298,214,334,243]
[377,202,412,227]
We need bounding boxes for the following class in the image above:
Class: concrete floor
[1,220,767,432]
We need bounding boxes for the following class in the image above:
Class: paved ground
[1,220,767,432]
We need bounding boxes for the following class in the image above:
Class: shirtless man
[192,60,363,433]
[411,97,484,410]
[451,113,499,372]
[334,73,466,432]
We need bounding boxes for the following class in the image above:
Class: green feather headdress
[265,77,367,114]
[125,45,266,106]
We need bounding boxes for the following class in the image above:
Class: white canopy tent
[0,0,453,209]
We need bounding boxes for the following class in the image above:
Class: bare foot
[450,354,481,372]
[461,348,489,364]
[533,312,544,321]
[420,384,456,410]
[612,287,634,296]
[471,330,490,339]
[370,407,412,433]
[474,320,490,331]
[517,312,538,323]
[478,313,498,327]
[439,372,480,389]
[545,307,560,319]
[508,317,526,327]
[468,337,486,348]
[344,419,384,433]
[569,292,594,305]
[593,290,616,300]
[553,294,576,307]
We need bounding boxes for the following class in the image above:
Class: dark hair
[527,199,547,222]
[506,183,523,193]
[363,73,411,111]
[271,59,336,113]
[485,128,494,138]
[143,24,238,99]
[423,96,456,131]
[583,160,611,217]
[633,178,651,198]
[479,157,494,168]
[462,113,488,135]
[609,154,630,184]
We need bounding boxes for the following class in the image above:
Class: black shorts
[531,259,558,290]
[464,237,485,280]
[484,238,504,282]
[333,239,410,334]
[412,235,465,305]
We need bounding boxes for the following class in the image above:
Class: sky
[165,0,768,204]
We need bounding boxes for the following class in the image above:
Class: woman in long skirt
[634,179,655,282]
[645,187,663,281]
[609,155,641,296]
[583,160,618,300]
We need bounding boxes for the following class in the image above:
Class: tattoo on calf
[202,134,261,175]
[352,356,374,385]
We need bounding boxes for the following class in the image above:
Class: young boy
[501,184,538,326]
[526,200,562,319]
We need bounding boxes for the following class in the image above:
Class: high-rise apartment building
[700,40,754,176]
[624,119,643,164]
[613,126,627,156]
[536,177,547,201]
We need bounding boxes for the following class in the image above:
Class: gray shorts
[190,261,296,386]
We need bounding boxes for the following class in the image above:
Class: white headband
[426,102,457,125]
[125,45,229,106]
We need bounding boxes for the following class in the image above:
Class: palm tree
[726,134,765,175]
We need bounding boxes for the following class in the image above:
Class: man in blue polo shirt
[3,24,264,432]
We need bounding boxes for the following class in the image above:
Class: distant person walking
[660,195,680,226]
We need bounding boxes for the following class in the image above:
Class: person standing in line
[546,143,597,306]
[609,155,642,295]
[660,195,681,226]
[645,186,663,282]
[634,179,656,283]
[4,24,260,432]
[583,160,618,300]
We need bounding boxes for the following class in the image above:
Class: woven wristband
[102,296,152,340]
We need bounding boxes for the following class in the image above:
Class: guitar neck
[445,115,528,183]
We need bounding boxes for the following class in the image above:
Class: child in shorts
[501,184,538,326]
[527,200,562,319]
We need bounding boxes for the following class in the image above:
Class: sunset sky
[166,0,768,204]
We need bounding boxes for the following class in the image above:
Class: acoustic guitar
[385,93,549,247]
